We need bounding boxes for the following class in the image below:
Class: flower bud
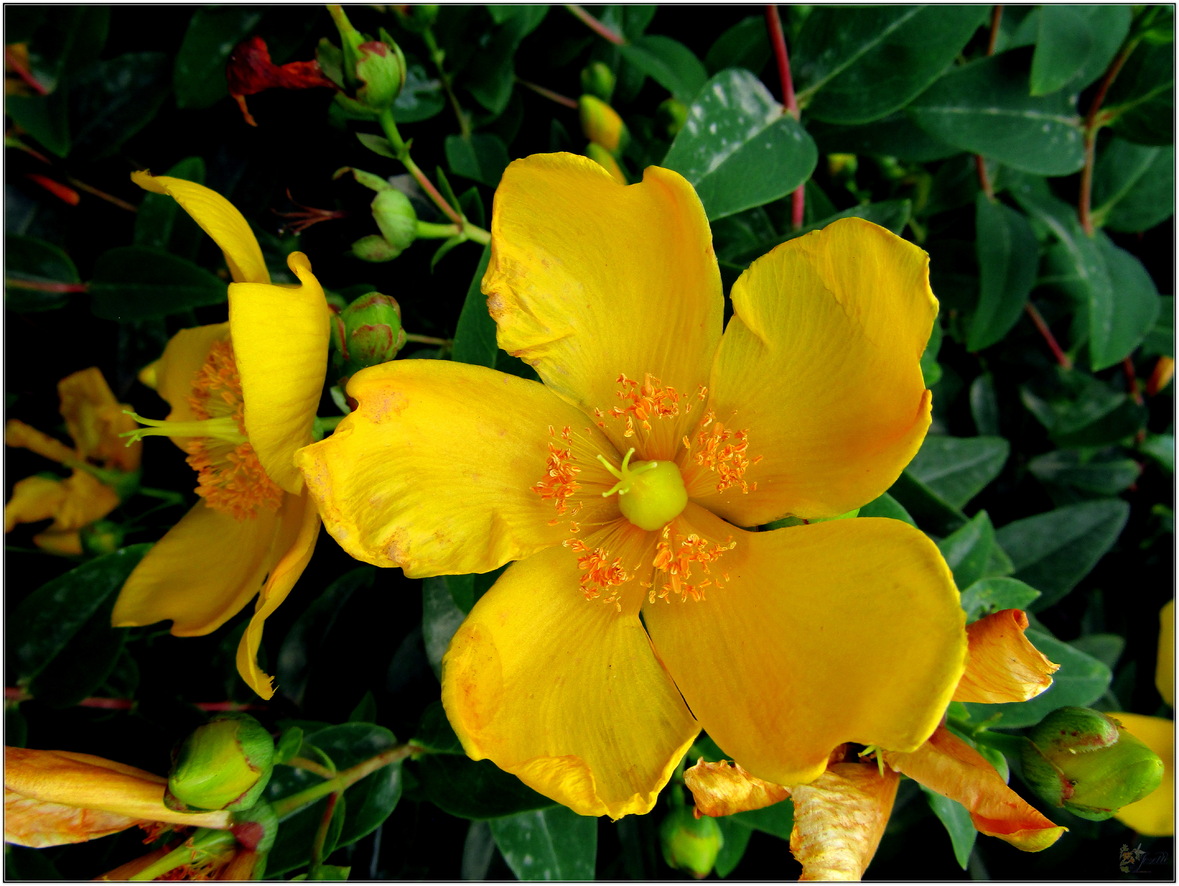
[166,714,275,813]
[580,61,615,102]
[1022,707,1165,821]
[351,234,402,263]
[585,143,626,186]
[371,188,418,255]
[332,292,407,377]
[660,805,724,879]
[579,94,626,154]
[656,98,688,139]
[354,31,407,110]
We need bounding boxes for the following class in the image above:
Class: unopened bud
[585,143,626,186]
[371,188,417,254]
[351,234,401,263]
[80,520,124,556]
[656,98,688,139]
[166,714,275,813]
[1022,707,1164,821]
[580,61,615,102]
[579,95,626,153]
[660,805,724,879]
[355,31,407,110]
[333,292,407,377]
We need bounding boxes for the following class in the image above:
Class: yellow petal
[1157,600,1174,707]
[236,491,321,699]
[31,529,84,557]
[5,475,68,532]
[642,510,966,786]
[296,359,616,577]
[111,502,279,636]
[483,153,722,440]
[953,609,1061,703]
[1110,713,1174,837]
[57,367,141,471]
[789,761,900,881]
[230,252,330,494]
[683,758,790,817]
[4,747,230,848]
[441,545,699,819]
[47,471,120,532]
[131,172,269,284]
[884,725,1066,851]
[4,420,76,465]
[149,323,231,451]
[697,218,936,525]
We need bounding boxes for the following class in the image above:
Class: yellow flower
[110,172,329,700]
[5,367,142,555]
[296,152,967,818]
[4,746,230,848]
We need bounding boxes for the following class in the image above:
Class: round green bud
[333,292,407,377]
[656,98,689,139]
[371,188,417,254]
[1022,707,1165,821]
[580,61,615,102]
[660,805,724,879]
[355,32,407,110]
[351,234,401,263]
[166,714,275,812]
[80,520,125,557]
[579,95,627,154]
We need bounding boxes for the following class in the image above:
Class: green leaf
[1105,40,1174,146]
[959,577,1041,622]
[1027,449,1142,497]
[414,753,557,820]
[906,435,1010,509]
[908,51,1085,175]
[995,499,1130,608]
[922,787,976,869]
[466,7,548,115]
[1141,297,1174,358]
[858,491,917,527]
[704,16,770,75]
[731,798,793,839]
[1140,434,1174,474]
[663,69,817,221]
[90,246,227,320]
[795,6,986,124]
[451,244,497,367]
[888,471,968,538]
[964,628,1112,727]
[133,156,207,258]
[5,92,70,158]
[968,195,1038,351]
[392,64,446,123]
[69,52,171,158]
[5,235,81,312]
[445,133,510,187]
[712,817,753,877]
[1092,139,1175,233]
[1019,367,1147,448]
[173,7,262,108]
[489,805,598,880]
[618,35,707,104]
[1029,6,1132,96]
[937,512,1001,591]
[808,113,960,163]
[11,545,149,687]
[422,576,468,680]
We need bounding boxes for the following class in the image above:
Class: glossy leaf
[704,16,770,75]
[445,133,510,187]
[908,50,1085,175]
[90,246,227,320]
[995,499,1130,609]
[5,235,81,312]
[1030,6,1131,96]
[1092,139,1175,233]
[451,245,496,367]
[794,6,987,124]
[1028,450,1142,497]
[1105,40,1174,146]
[968,195,1038,351]
[489,805,598,880]
[959,577,1042,622]
[937,512,1003,591]
[618,35,707,105]
[923,787,976,869]
[422,576,468,680]
[663,69,817,221]
[465,7,547,115]
[906,435,1010,510]
[392,64,446,123]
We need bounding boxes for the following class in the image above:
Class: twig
[566,5,627,45]
[1024,302,1073,369]
[517,77,579,109]
[765,6,805,230]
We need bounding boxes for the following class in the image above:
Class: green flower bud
[579,95,627,154]
[332,292,407,377]
[580,61,615,102]
[166,714,275,813]
[80,519,124,556]
[660,805,724,879]
[351,234,401,263]
[656,98,688,139]
[1022,707,1165,821]
[355,30,407,110]
[371,188,418,254]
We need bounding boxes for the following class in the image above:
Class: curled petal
[788,761,899,881]
[131,172,269,285]
[953,609,1060,704]
[683,758,790,817]
[57,367,141,471]
[884,725,1066,852]
[4,747,230,847]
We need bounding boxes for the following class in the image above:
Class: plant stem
[517,77,579,109]
[405,332,453,346]
[271,743,421,821]
[974,6,1002,198]
[310,790,341,871]
[765,5,805,230]
[986,6,1003,55]
[566,5,626,45]
[1025,302,1073,369]
[423,26,470,137]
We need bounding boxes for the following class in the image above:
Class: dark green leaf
[393,64,446,123]
[858,492,917,527]
[923,787,976,869]
[704,16,770,75]
[11,545,149,686]
[1018,367,1147,448]
[808,113,960,163]
[1141,297,1174,358]
[965,628,1112,727]
[1070,633,1125,671]
[445,133,510,187]
[173,7,263,108]
[618,35,707,104]
[1139,434,1174,474]
[731,798,793,839]
[1028,449,1142,496]
[1092,139,1175,233]
[451,245,497,367]
[133,156,207,258]
[5,235,81,312]
[908,51,1085,175]
[466,8,547,115]
[90,246,227,320]
[422,576,468,680]
[995,499,1130,608]
[490,805,598,880]
[938,512,1002,590]
[69,52,171,158]
[1031,6,1095,95]
[414,753,557,820]
[663,69,817,221]
[5,92,70,157]
[713,817,753,877]
[888,471,968,537]
[795,6,987,124]
[1105,40,1174,146]
[907,435,1010,510]
[959,577,1041,622]
[968,195,1038,351]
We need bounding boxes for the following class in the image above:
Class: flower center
[597,447,687,531]
[123,341,283,520]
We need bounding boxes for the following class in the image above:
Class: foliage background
[4,4,1174,880]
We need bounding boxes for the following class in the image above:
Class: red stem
[1024,302,1073,370]
[765,6,805,229]
[566,5,626,46]
[1078,43,1134,235]
[5,46,48,96]
[517,78,579,109]
[986,7,1003,55]
[1122,357,1144,405]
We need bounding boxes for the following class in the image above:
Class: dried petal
[683,758,790,817]
[953,609,1059,704]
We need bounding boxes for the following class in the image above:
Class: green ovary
[599,447,688,531]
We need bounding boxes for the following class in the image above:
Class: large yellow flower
[111,173,329,700]
[296,152,967,818]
